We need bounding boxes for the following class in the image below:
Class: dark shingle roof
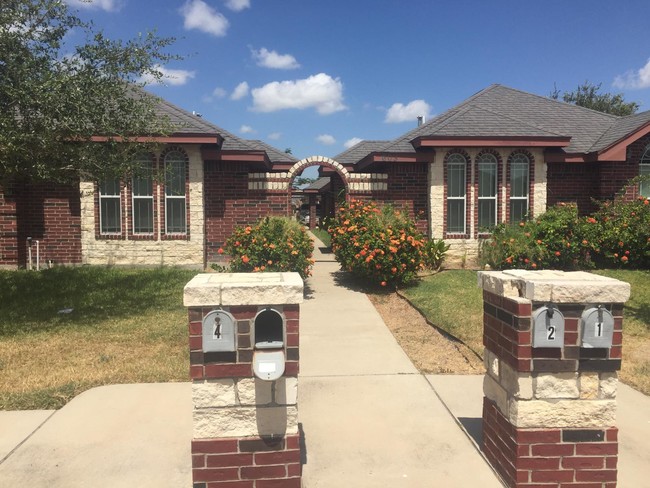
[303,177,330,191]
[333,140,388,165]
[590,110,650,152]
[376,84,622,156]
[140,87,292,163]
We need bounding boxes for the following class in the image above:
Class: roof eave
[90,133,222,144]
[594,121,650,162]
[412,136,571,148]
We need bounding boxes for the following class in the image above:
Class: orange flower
[217,248,224,254]
[380,281,387,287]
[267,260,273,265]
[621,256,628,262]
[242,255,250,264]
[531,263,537,269]
[582,240,588,245]
[555,251,561,256]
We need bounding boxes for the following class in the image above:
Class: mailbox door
[202,310,237,352]
[532,305,565,348]
[581,307,614,348]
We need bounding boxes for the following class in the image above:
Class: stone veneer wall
[478,270,630,488]
[79,144,204,266]
[184,273,303,488]
[429,147,547,264]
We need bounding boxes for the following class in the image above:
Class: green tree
[550,81,639,116]
[0,0,179,183]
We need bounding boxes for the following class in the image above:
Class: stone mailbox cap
[477,270,631,303]
[184,272,304,307]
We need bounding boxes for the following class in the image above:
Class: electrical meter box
[532,304,565,348]
[581,306,614,348]
[202,309,236,352]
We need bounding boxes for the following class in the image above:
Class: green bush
[214,217,314,279]
[329,200,447,287]
[480,203,591,270]
[584,196,650,268]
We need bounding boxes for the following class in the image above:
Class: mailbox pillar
[183,273,303,488]
[477,270,630,488]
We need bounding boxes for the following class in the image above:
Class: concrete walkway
[0,239,649,487]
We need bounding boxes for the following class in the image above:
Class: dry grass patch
[0,267,197,409]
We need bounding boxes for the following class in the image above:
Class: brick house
[1,84,649,268]
[333,84,650,261]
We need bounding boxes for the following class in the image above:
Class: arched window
[509,153,530,222]
[446,153,467,234]
[641,144,650,197]
[131,153,154,234]
[164,150,187,234]
[477,153,498,230]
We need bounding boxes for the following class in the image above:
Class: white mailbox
[202,309,236,352]
[581,305,614,348]
[252,308,285,381]
[532,304,565,348]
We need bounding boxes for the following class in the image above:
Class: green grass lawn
[0,266,198,409]
[402,269,650,395]
[310,227,331,247]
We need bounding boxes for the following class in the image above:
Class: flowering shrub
[329,200,447,287]
[480,203,592,270]
[481,195,650,270]
[583,196,650,268]
[216,217,314,279]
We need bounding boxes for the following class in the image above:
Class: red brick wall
[483,398,618,487]
[204,162,290,262]
[5,181,82,267]
[0,184,18,266]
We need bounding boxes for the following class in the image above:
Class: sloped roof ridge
[489,84,621,121]
[587,109,650,152]
[376,84,504,153]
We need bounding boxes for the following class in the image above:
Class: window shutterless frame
[640,145,650,198]
[164,151,187,234]
[447,153,467,234]
[131,155,154,235]
[98,178,122,234]
[509,153,530,223]
[477,153,498,231]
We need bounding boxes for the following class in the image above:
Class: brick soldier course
[478,270,631,487]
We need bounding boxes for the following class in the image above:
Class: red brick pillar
[478,270,630,487]
[0,184,18,267]
[308,194,317,230]
[184,273,303,488]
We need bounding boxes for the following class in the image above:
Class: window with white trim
[132,154,154,234]
[509,153,530,223]
[477,153,498,231]
[641,144,650,197]
[99,178,122,234]
[164,151,187,234]
[447,153,467,234]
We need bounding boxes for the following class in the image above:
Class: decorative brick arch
[286,155,350,191]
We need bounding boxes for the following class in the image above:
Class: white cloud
[267,132,282,140]
[251,47,300,70]
[180,0,229,37]
[613,58,650,89]
[225,0,250,12]
[240,125,255,134]
[316,134,336,145]
[139,65,196,86]
[251,73,346,115]
[385,99,432,124]
[344,137,363,149]
[65,0,121,12]
[212,87,227,98]
[231,81,250,100]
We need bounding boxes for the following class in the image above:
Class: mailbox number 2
[547,325,556,341]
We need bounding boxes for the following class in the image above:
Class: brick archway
[288,156,349,228]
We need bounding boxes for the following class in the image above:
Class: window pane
[165,153,186,196]
[166,199,186,233]
[510,155,529,198]
[510,199,528,223]
[478,200,496,230]
[478,161,497,197]
[448,200,465,233]
[133,199,153,234]
[99,178,120,196]
[133,161,153,197]
[100,198,121,233]
[448,160,466,198]
[640,163,650,197]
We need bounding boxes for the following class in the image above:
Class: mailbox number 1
[595,322,603,338]
[547,326,556,341]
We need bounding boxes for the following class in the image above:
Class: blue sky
[66,0,650,163]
